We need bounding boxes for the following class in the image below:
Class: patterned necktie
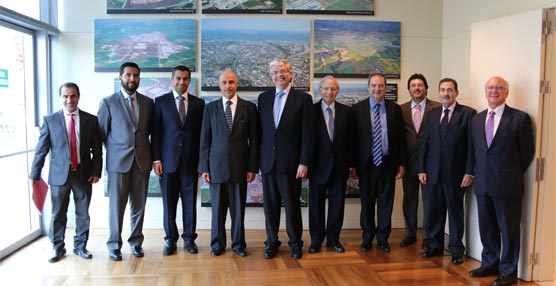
[225,100,233,131]
[178,96,186,125]
[273,91,285,127]
[69,113,78,170]
[128,96,137,125]
[326,106,334,141]
[486,111,495,147]
[413,104,422,133]
[439,108,450,140]
[372,104,383,166]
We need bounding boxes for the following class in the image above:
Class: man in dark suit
[98,62,153,261]
[308,76,354,254]
[400,73,440,249]
[30,82,102,263]
[200,70,258,257]
[151,65,205,256]
[352,73,406,253]
[417,78,476,265]
[258,59,314,259]
[468,76,534,286]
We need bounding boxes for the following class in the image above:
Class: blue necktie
[372,104,382,166]
[273,91,285,127]
[439,109,450,140]
[225,100,233,131]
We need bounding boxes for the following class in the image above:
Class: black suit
[199,96,259,251]
[470,105,534,276]
[400,99,440,241]
[418,103,476,254]
[352,98,406,245]
[151,92,205,244]
[258,87,314,249]
[308,100,354,246]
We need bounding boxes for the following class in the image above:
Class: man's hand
[418,173,428,185]
[396,166,406,179]
[201,172,211,184]
[246,172,256,183]
[88,176,100,184]
[296,164,308,179]
[153,161,163,177]
[461,175,474,188]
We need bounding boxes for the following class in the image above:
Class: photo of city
[287,0,374,15]
[107,0,196,13]
[201,18,311,91]
[202,0,281,14]
[95,19,196,72]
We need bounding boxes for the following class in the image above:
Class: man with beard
[98,62,154,261]
[152,65,205,256]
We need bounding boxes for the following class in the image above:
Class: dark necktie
[372,104,382,166]
[69,113,78,170]
[486,111,495,147]
[439,108,450,140]
[128,96,137,125]
[178,96,186,125]
[225,100,233,131]
[326,106,334,141]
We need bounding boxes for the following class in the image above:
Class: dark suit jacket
[258,88,314,174]
[199,97,259,183]
[29,109,103,185]
[152,92,205,174]
[418,103,476,186]
[470,105,535,199]
[309,100,355,184]
[352,98,406,174]
[401,99,441,176]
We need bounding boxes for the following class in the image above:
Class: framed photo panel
[286,0,374,15]
[107,0,196,14]
[202,0,282,14]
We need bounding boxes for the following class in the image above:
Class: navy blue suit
[470,105,534,277]
[151,92,205,243]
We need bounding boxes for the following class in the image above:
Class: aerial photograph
[202,0,281,13]
[287,0,374,15]
[201,18,310,91]
[107,0,196,13]
[314,20,400,78]
[95,19,196,72]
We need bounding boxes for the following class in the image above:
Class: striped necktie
[225,100,233,131]
[372,104,383,166]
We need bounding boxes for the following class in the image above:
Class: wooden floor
[0,228,539,286]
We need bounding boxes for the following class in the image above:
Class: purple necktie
[486,111,495,147]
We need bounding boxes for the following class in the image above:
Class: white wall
[52,0,443,232]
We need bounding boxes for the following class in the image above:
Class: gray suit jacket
[29,109,103,185]
[97,91,153,173]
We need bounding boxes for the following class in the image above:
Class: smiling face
[319,77,339,106]
[438,81,458,108]
[270,62,293,90]
[172,70,191,95]
[409,78,428,103]
[60,86,80,113]
[484,76,509,109]
[368,74,386,102]
[218,70,238,100]
[119,66,140,94]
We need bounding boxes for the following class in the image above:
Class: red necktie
[69,114,78,170]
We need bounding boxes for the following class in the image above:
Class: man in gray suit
[200,70,259,257]
[29,82,102,263]
[97,62,154,261]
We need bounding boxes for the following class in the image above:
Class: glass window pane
[0,0,41,21]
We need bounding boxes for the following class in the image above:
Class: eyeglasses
[319,87,338,92]
[486,85,507,91]
[271,69,289,76]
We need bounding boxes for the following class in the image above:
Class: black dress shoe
[308,244,321,253]
[422,249,443,258]
[451,253,464,265]
[469,267,500,278]
[400,237,416,247]
[234,248,247,257]
[291,246,302,259]
[109,249,122,261]
[163,241,177,256]
[210,248,224,256]
[491,275,518,286]
[263,245,278,259]
[48,248,66,263]
[131,246,144,257]
[378,243,391,252]
[327,243,345,253]
[73,248,93,259]
[184,241,198,254]
[359,242,372,252]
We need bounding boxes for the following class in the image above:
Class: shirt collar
[321,100,335,112]
[120,87,137,99]
[222,94,237,105]
[411,99,426,109]
[368,97,385,108]
[275,85,292,96]
[173,89,188,100]
[443,101,457,113]
[63,108,79,117]
[488,103,506,115]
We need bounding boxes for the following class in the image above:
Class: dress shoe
[308,244,321,253]
[210,248,224,256]
[359,242,372,252]
[326,243,345,253]
[469,267,500,278]
[491,275,518,285]
[234,248,247,257]
[400,237,416,247]
[163,241,177,256]
[422,249,443,258]
[451,253,464,265]
[109,249,122,261]
[422,239,430,250]
[184,241,198,254]
[378,243,391,252]
[291,246,303,259]
[131,246,144,257]
[73,248,93,259]
[48,248,66,263]
[263,245,278,259]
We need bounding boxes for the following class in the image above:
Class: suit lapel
[232,98,246,134]
[443,103,461,141]
[117,91,136,126]
[214,98,229,134]
[332,102,343,142]
[476,110,488,149]
[491,106,513,148]
[277,89,295,129]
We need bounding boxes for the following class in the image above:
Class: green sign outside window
[0,69,8,88]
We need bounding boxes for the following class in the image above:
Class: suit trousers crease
[209,182,247,250]
[427,180,465,254]
[106,158,149,250]
[50,168,92,251]
[309,174,346,245]
[401,174,429,240]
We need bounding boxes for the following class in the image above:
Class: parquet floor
[0,228,539,286]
